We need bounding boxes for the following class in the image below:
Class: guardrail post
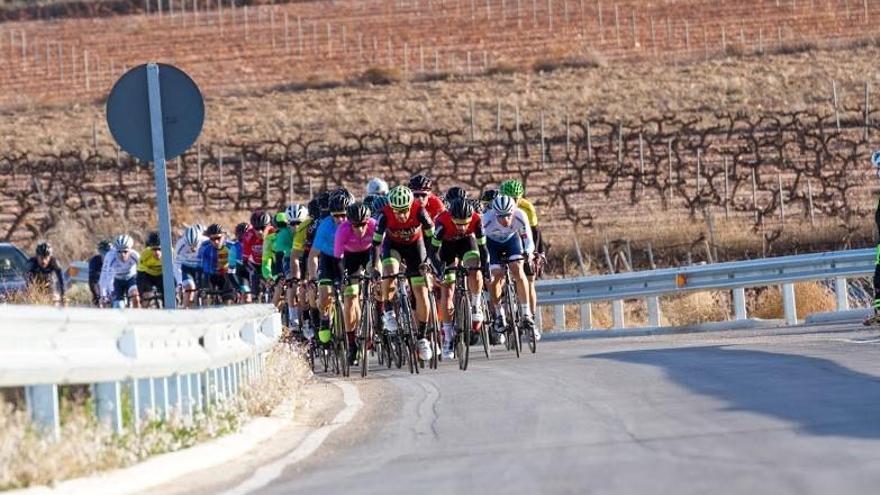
[733,288,747,320]
[782,283,798,325]
[554,305,566,331]
[168,374,182,414]
[154,377,169,419]
[611,300,625,329]
[94,381,123,433]
[196,372,205,411]
[647,296,661,327]
[25,384,59,441]
[184,374,195,417]
[216,368,225,401]
[579,303,592,330]
[225,366,233,397]
[233,362,241,395]
[137,377,154,422]
[835,277,849,311]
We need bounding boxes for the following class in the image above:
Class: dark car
[0,243,30,301]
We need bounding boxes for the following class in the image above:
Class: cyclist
[483,194,537,339]
[136,232,164,306]
[443,186,468,207]
[88,239,111,306]
[868,151,880,325]
[174,225,204,309]
[366,177,389,198]
[283,204,308,329]
[199,223,235,304]
[243,212,273,302]
[262,212,289,306]
[25,242,65,305]
[409,174,445,220]
[430,198,489,359]
[100,235,141,308]
[229,222,252,302]
[500,179,545,318]
[334,201,377,365]
[314,192,352,352]
[292,198,323,340]
[370,195,389,219]
[372,185,436,362]
[479,188,499,213]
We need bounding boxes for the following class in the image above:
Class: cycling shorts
[382,239,427,278]
[113,277,138,301]
[136,272,163,295]
[437,237,480,266]
[486,236,524,270]
[181,265,201,286]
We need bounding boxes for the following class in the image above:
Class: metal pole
[146,63,178,309]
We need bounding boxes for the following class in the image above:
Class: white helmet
[417,338,433,362]
[193,223,206,235]
[491,194,516,215]
[184,226,201,247]
[366,177,389,196]
[285,204,308,224]
[114,234,134,251]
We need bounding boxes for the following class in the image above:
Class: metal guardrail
[534,248,875,331]
[0,304,281,440]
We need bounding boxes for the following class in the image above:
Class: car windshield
[0,245,28,280]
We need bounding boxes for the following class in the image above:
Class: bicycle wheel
[527,317,537,354]
[480,298,491,359]
[455,291,471,371]
[505,281,521,358]
[360,296,373,378]
[427,292,440,370]
[334,298,350,378]
[398,289,419,374]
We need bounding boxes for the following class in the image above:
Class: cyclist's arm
[173,244,184,286]
[517,211,535,255]
[99,252,115,298]
[261,240,276,282]
[430,224,445,272]
[474,222,489,267]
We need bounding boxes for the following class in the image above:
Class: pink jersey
[334,218,377,258]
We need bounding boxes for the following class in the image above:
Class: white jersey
[173,236,206,285]
[482,208,534,255]
[98,248,140,298]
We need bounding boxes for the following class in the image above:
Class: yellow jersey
[137,247,163,276]
[517,197,539,228]
[292,217,314,252]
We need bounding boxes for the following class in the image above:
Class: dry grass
[751,282,836,320]
[0,344,310,490]
[663,292,732,326]
[358,67,404,86]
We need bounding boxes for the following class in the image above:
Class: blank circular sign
[106,63,204,162]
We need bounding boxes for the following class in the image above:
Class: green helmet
[272,211,288,228]
[500,179,525,199]
[388,185,414,210]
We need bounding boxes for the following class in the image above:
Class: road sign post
[106,63,204,310]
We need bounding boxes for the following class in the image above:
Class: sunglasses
[332,213,346,218]
[119,249,130,254]
[413,192,428,198]
[392,207,410,214]
[351,222,367,228]
[210,236,222,242]
[452,219,471,226]
[497,213,512,219]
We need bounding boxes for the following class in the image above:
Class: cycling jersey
[373,204,434,246]
[25,257,65,297]
[99,249,140,298]
[137,247,162,276]
[87,254,103,285]
[516,197,539,227]
[334,218,377,257]
[241,227,266,266]
[419,194,445,220]
[274,225,293,258]
[292,218,314,253]
[432,211,486,245]
[482,208,534,255]
[227,240,241,269]
[262,230,279,281]
[313,216,340,257]
[199,241,231,276]
[174,237,204,285]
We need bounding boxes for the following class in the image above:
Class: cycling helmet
[286,204,308,224]
[500,179,525,199]
[329,192,352,214]
[35,242,52,257]
[346,202,370,223]
[252,212,271,230]
[146,231,160,247]
[204,223,223,237]
[491,194,516,215]
[317,191,332,212]
[249,209,264,227]
[193,223,206,235]
[183,226,201,247]
[97,239,112,254]
[388,185,414,210]
[445,186,468,202]
[234,222,249,239]
[333,187,354,202]
[408,174,432,192]
[371,195,390,217]
[366,177,389,196]
[272,212,288,228]
[448,198,475,220]
[480,188,499,204]
[114,234,134,251]
[307,198,321,219]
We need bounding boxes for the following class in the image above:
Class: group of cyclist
[26,174,546,367]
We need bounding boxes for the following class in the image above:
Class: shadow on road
[588,346,880,439]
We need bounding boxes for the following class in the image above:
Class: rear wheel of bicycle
[455,293,471,371]
[505,283,521,358]
[480,298,491,359]
[360,297,373,378]
[399,295,419,375]
[427,293,440,370]
[333,299,350,378]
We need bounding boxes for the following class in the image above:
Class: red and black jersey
[420,195,445,220]
[373,204,435,245]
[432,211,484,244]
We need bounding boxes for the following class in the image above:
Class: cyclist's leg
[124,277,141,308]
[524,254,537,314]
[404,240,430,325]
[136,271,154,303]
[380,242,402,332]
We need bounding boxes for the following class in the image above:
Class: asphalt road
[239,323,880,495]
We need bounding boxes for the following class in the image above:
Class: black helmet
[204,223,224,237]
[146,231,160,247]
[329,192,352,214]
[445,186,468,202]
[234,222,249,239]
[252,212,271,230]
[35,242,52,257]
[249,209,264,227]
[480,189,499,204]
[317,191,332,212]
[333,187,353,203]
[448,198,475,220]
[307,198,321,219]
[371,195,389,218]
[97,239,112,254]
[408,174,432,192]
[346,202,370,223]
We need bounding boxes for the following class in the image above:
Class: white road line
[218,380,364,495]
